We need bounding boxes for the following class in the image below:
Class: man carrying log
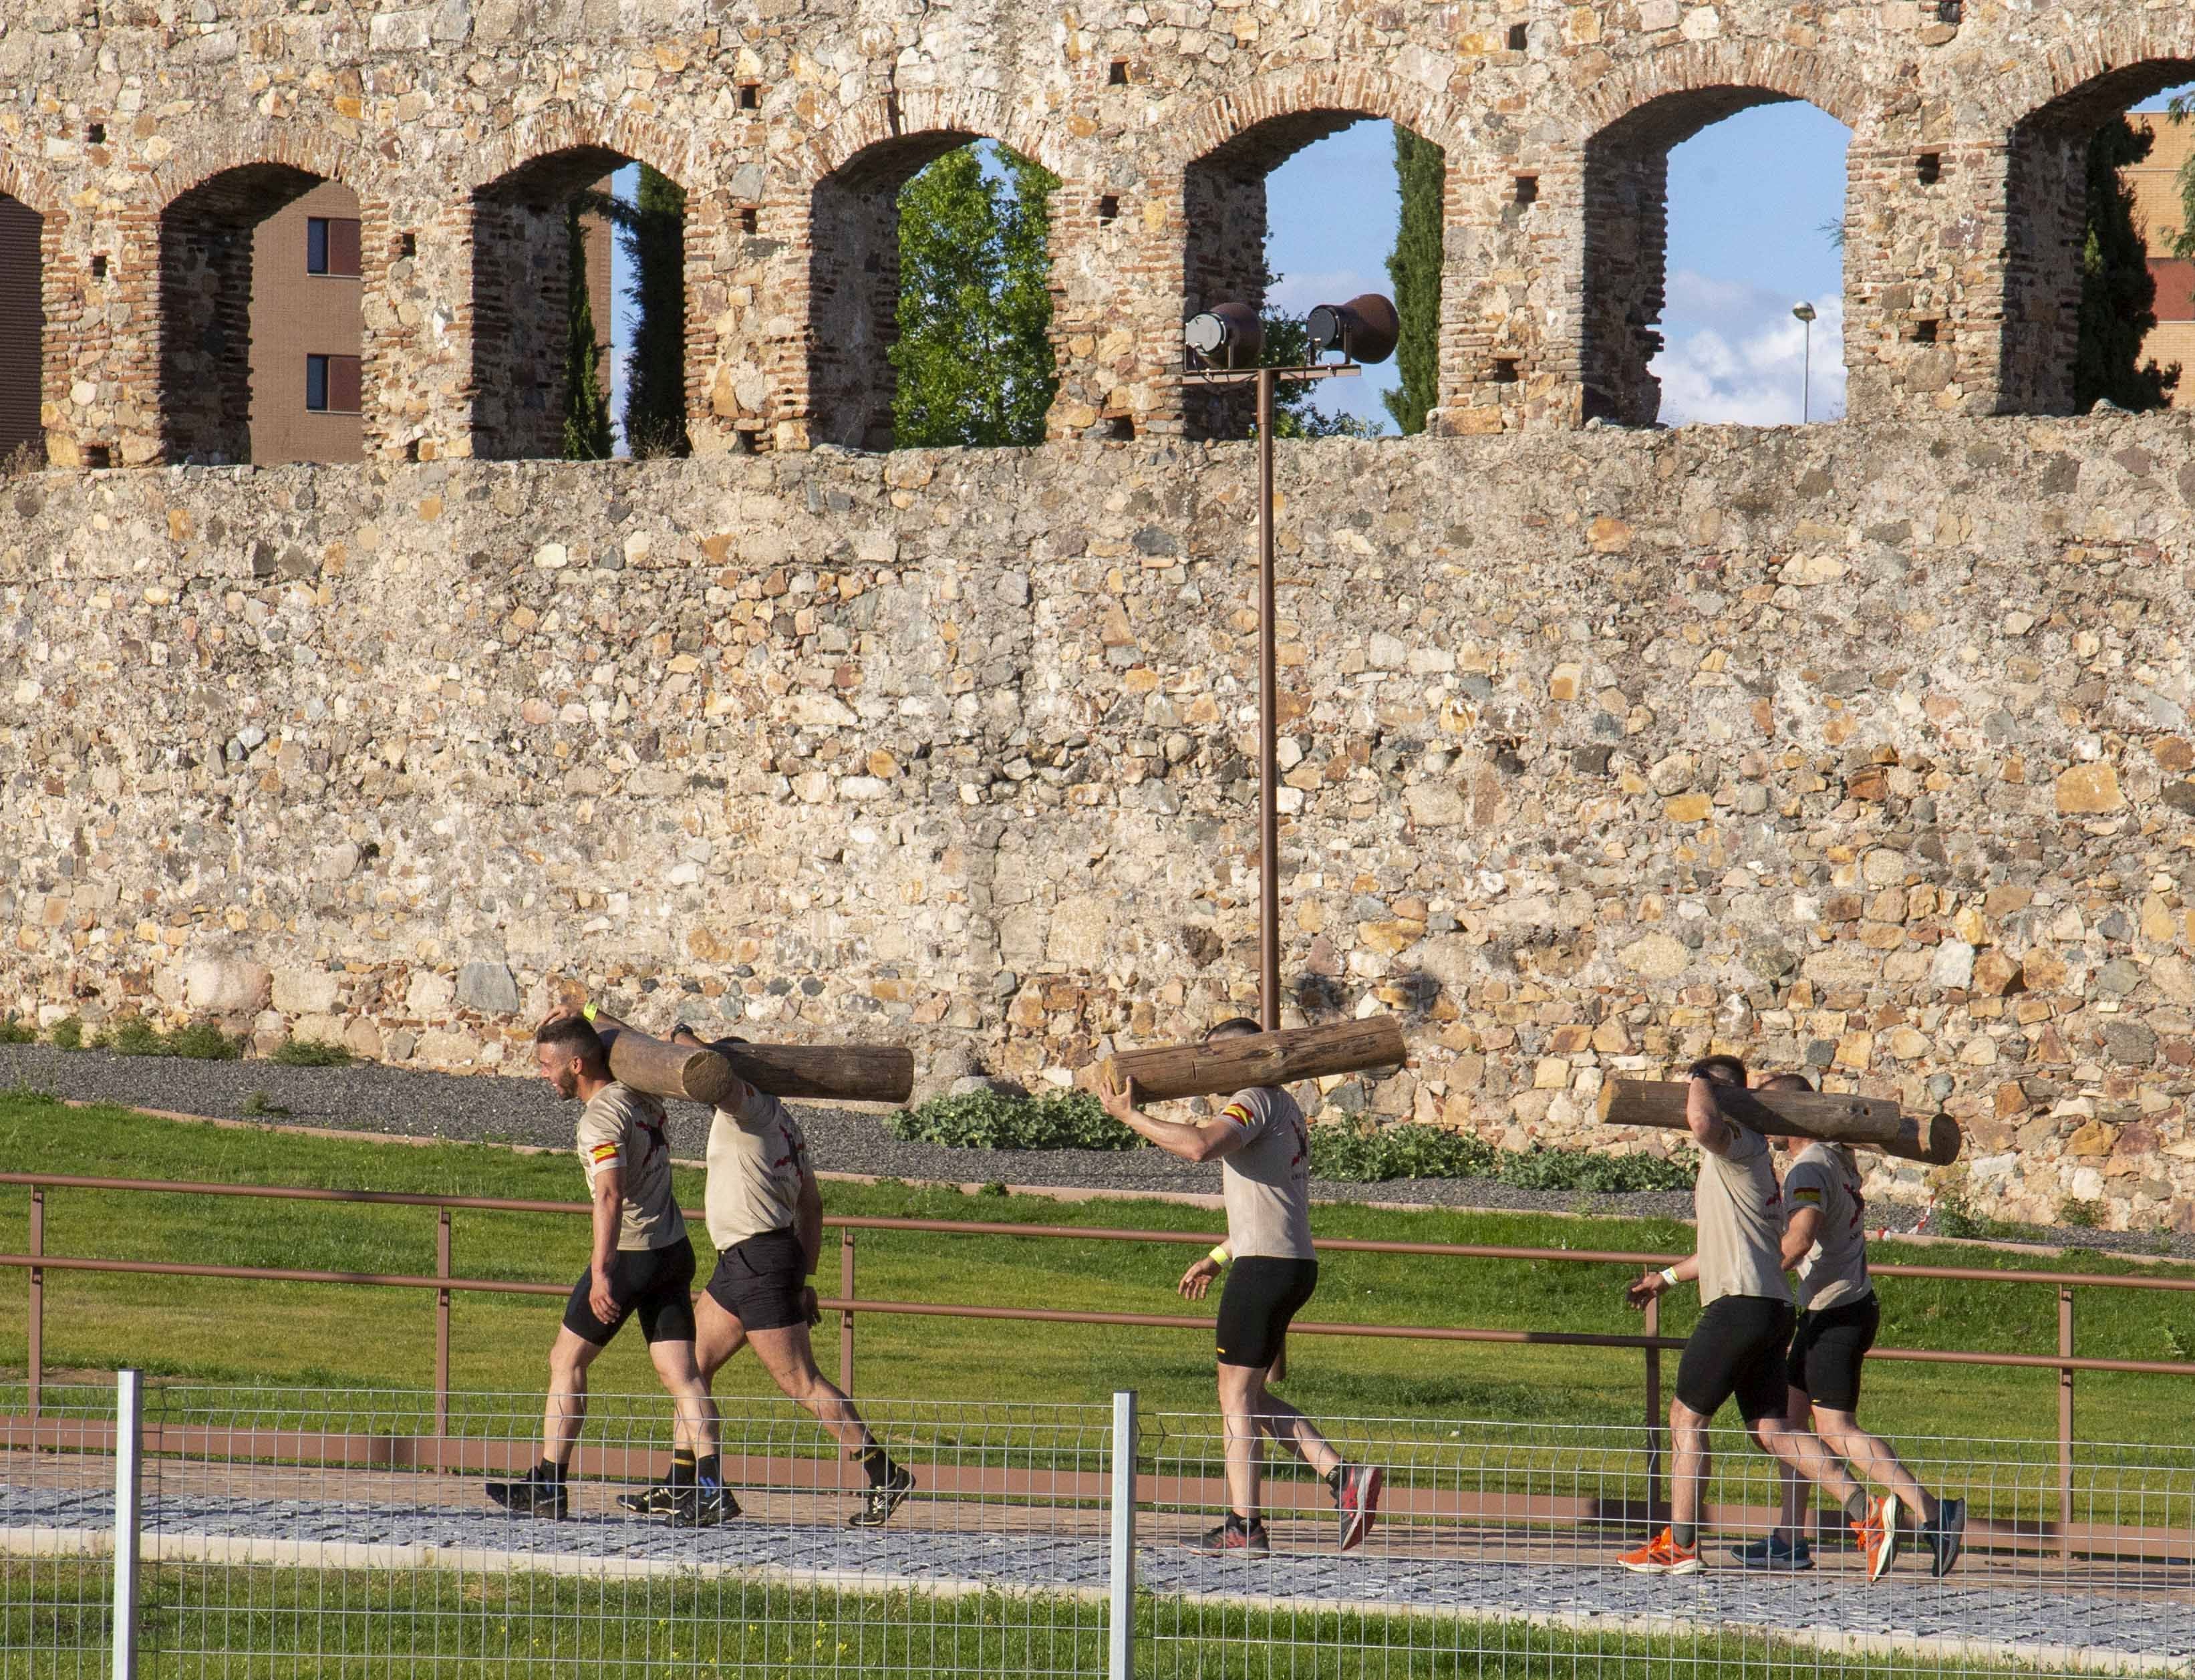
[1617,1056,1892,1578]
[484,1012,719,1522]
[1737,1073,1966,1578]
[1100,1016,1382,1556]
[599,1014,915,1530]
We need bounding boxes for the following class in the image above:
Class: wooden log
[1596,1079,1962,1167]
[595,1022,914,1107]
[1098,1016,1407,1105]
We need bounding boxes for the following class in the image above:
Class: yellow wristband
[1208,1246,1231,1266]
[1659,1267,1680,1287]
[581,1002,597,1022]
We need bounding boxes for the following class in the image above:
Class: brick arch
[143,126,387,212]
[1997,19,2195,134]
[1576,40,1874,142]
[784,85,1064,193]
[461,106,700,200]
[0,144,59,219]
[1168,59,1469,172]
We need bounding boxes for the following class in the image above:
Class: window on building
[305,217,361,277]
[306,354,361,414]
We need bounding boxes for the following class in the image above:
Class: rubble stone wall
[9,417,2195,1230]
[10,2,2195,461]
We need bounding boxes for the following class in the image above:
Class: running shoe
[1334,1463,1383,1552]
[1854,1494,1901,1582]
[1728,1534,1815,1572]
[616,1482,685,1518]
[1187,1517,1270,1556]
[1921,1497,1966,1578]
[670,1484,739,1528]
[485,1467,569,1520]
[847,1461,915,1529]
[1618,1528,1702,1575]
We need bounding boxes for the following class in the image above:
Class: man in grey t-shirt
[1103,1017,1381,1556]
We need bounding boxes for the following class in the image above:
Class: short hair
[1205,1016,1265,1043]
[535,1014,608,1065]
[1689,1054,1749,1086]
[1759,1072,1814,1093]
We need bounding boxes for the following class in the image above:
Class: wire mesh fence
[2,1377,2190,1677]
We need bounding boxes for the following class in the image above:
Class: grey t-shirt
[704,1085,811,1251]
[1785,1141,1872,1312]
[575,1083,687,1252]
[1217,1087,1315,1261]
[1695,1122,1790,1307]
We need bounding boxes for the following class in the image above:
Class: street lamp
[1791,301,1817,424]
[1182,293,1397,1029]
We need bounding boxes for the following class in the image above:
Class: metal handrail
[8,1168,2188,1554]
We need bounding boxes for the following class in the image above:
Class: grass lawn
[0,1563,2105,1680]
[3,1089,2194,1471]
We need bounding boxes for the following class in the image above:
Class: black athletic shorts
[1786,1293,1880,1413]
[1675,1294,1796,1423]
[1215,1256,1318,1370]
[703,1228,810,1334]
[561,1236,697,1347]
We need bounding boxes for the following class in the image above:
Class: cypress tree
[2075,117,2178,412]
[561,198,613,460]
[621,164,690,457]
[1383,126,1445,435]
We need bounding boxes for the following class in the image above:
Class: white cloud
[1651,272,1845,427]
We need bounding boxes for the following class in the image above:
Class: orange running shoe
[1853,1494,1902,1582]
[1618,1528,1703,1575]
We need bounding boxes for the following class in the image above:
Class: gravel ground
[5,1044,2188,1262]
[1,1484,2184,1665]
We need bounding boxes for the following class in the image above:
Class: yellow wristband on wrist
[1659,1266,1680,1287]
[1208,1246,1231,1266]
[581,1002,597,1022]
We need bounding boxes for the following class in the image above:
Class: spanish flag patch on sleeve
[588,1142,620,1165]
[1221,1101,1254,1127]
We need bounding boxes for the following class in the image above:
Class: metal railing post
[28,1186,43,1423]
[435,1208,452,1440]
[112,1369,142,1680]
[1109,1389,1137,1680]
[839,1228,856,1393]
[2058,1286,2075,1560]
[1643,1292,1663,1518]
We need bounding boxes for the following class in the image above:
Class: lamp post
[1181,295,1398,1029]
[1792,301,1817,424]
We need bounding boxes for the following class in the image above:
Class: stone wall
[9,2,2195,464]
[9,417,2195,1232]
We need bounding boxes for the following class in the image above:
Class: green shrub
[47,1016,83,1051]
[0,1016,35,1045]
[886,1088,1134,1151]
[1496,1145,1695,1194]
[273,1038,354,1068]
[2058,1198,2107,1230]
[92,1016,243,1061]
[241,1089,293,1118]
[4,1083,61,1107]
[1310,1123,1496,1183]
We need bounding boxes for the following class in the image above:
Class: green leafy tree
[1382,127,1445,435]
[620,165,689,457]
[1260,311,1378,438]
[561,198,613,460]
[2075,117,2178,411]
[891,143,1060,447]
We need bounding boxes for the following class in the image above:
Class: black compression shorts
[703,1228,811,1334]
[1675,1294,1796,1423]
[1786,1294,1879,1413]
[1215,1256,1318,1370]
[561,1236,697,1347]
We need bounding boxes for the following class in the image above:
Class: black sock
[1227,1511,1262,1532]
[1324,1465,1345,1494]
[1670,1522,1697,1550]
[539,1459,567,1484]
[697,1454,722,1488]
[1844,1492,1870,1524]
[670,1448,697,1488]
[858,1445,893,1488]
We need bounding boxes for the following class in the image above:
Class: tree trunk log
[599,1024,913,1106]
[1596,1079,1962,1166]
[1098,1016,1407,1104]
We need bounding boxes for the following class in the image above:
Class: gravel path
[2,1484,2186,1669]
[5,1044,2187,1262]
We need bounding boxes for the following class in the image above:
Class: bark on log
[598,1024,913,1106]
[1596,1079,1962,1167]
[1098,1016,1407,1104]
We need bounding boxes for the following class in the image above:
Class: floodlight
[1306,293,1399,364]
[1183,301,1264,370]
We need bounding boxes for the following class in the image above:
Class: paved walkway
[3,1480,2187,1673]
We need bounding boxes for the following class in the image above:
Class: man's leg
[695,1291,751,1387]
[744,1318,879,1457]
[1668,1397,1712,1546]
[1216,1361,1272,1522]
[1813,1407,1936,1524]
[542,1328,605,1467]
[1773,1385,1813,1546]
[647,1338,719,1464]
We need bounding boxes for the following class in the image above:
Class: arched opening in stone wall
[1182,112,1445,441]
[2004,62,2195,416]
[160,164,365,464]
[1583,91,1850,426]
[0,190,42,464]
[471,147,688,461]
[808,134,1057,451]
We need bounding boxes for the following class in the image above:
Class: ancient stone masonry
[9,421,2195,1236]
[11,1,2195,461]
